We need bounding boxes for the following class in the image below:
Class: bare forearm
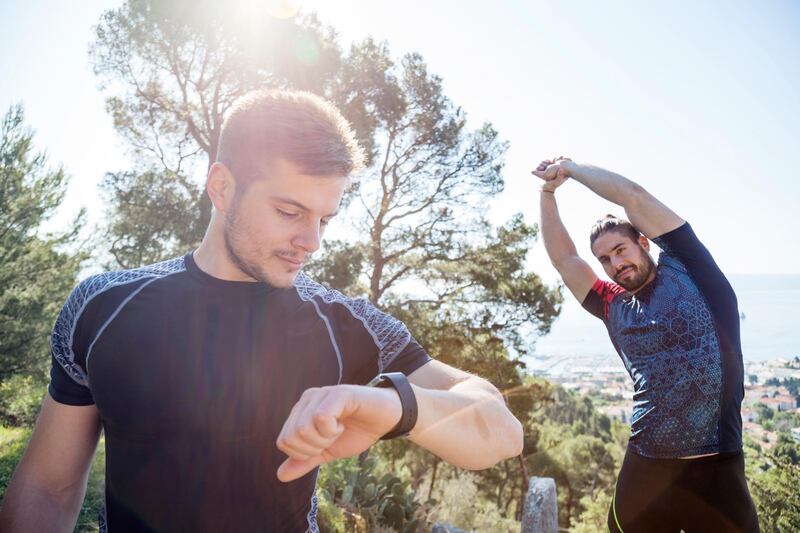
[409,378,522,470]
[0,479,87,533]
[540,190,579,267]
[562,160,684,238]
[565,161,646,208]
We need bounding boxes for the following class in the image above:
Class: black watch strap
[367,372,418,440]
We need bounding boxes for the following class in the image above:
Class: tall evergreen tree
[90,4,563,519]
[0,105,87,424]
[90,0,343,267]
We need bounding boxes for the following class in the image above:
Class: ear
[638,235,650,251]
[206,162,237,214]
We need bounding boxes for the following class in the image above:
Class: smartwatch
[367,372,418,440]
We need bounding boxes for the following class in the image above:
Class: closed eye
[277,209,299,219]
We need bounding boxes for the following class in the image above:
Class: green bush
[76,437,106,532]
[317,456,431,532]
[0,425,105,531]
[570,491,612,533]
[750,453,800,532]
[0,425,31,502]
[0,375,46,427]
[423,470,520,531]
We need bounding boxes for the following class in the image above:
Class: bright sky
[2,0,799,283]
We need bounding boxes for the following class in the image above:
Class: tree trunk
[427,459,439,501]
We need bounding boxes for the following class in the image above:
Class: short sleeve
[49,355,94,405]
[582,279,626,321]
[330,296,431,384]
[292,272,431,385]
[652,223,736,306]
[48,279,96,406]
[652,222,739,337]
[381,337,431,376]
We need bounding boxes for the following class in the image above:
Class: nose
[611,256,627,272]
[292,220,322,254]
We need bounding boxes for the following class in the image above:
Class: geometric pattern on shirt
[50,256,186,387]
[611,254,722,457]
[293,271,412,373]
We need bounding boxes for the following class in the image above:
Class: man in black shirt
[0,90,523,532]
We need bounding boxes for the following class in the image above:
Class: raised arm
[275,360,523,482]
[0,393,101,533]
[536,159,685,239]
[534,159,598,302]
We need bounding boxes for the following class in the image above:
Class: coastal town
[531,355,800,448]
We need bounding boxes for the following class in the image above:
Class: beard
[612,250,656,291]
[223,205,268,283]
[222,199,301,288]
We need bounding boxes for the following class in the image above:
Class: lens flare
[266,0,300,19]
[294,32,320,65]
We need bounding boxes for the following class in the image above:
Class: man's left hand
[275,385,402,482]
[532,156,574,184]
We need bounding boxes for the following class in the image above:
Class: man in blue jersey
[0,90,524,532]
[534,157,759,532]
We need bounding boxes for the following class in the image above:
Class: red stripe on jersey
[590,278,626,320]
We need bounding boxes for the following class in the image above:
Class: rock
[521,477,558,533]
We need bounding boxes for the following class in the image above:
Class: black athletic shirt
[48,253,431,532]
[582,223,744,458]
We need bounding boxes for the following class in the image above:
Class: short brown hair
[589,214,642,250]
[216,89,365,182]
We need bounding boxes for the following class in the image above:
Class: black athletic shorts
[608,447,759,532]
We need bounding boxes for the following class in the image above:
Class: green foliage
[75,438,107,532]
[100,169,205,268]
[540,387,612,441]
[0,426,106,531]
[0,105,86,423]
[0,375,46,427]
[88,4,564,529]
[317,456,430,532]
[0,426,30,503]
[303,239,368,296]
[90,0,345,267]
[750,452,800,532]
[376,378,624,530]
[570,491,612,533]
[424,470,519,531]
[772,433,800,465]
[513,381,624,528]
[754,402,774,421]
[771,409,800,434]
[764,376,800,399]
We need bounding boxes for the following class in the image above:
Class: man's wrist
[540,188,556,194]
[368,372,418,439]
[562,159,578,172]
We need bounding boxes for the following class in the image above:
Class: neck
[630,269,657,294]
[193,213,255,282]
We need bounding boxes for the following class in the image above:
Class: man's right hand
[532,157,573,192]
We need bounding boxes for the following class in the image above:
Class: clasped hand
[532,156,573,192]
[275,384,402,482]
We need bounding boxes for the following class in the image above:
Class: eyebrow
[270,196,339,218]
[598,242,626,261]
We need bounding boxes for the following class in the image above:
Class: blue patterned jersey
[582,223,744,458]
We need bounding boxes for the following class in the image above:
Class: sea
[526,274,800,371]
